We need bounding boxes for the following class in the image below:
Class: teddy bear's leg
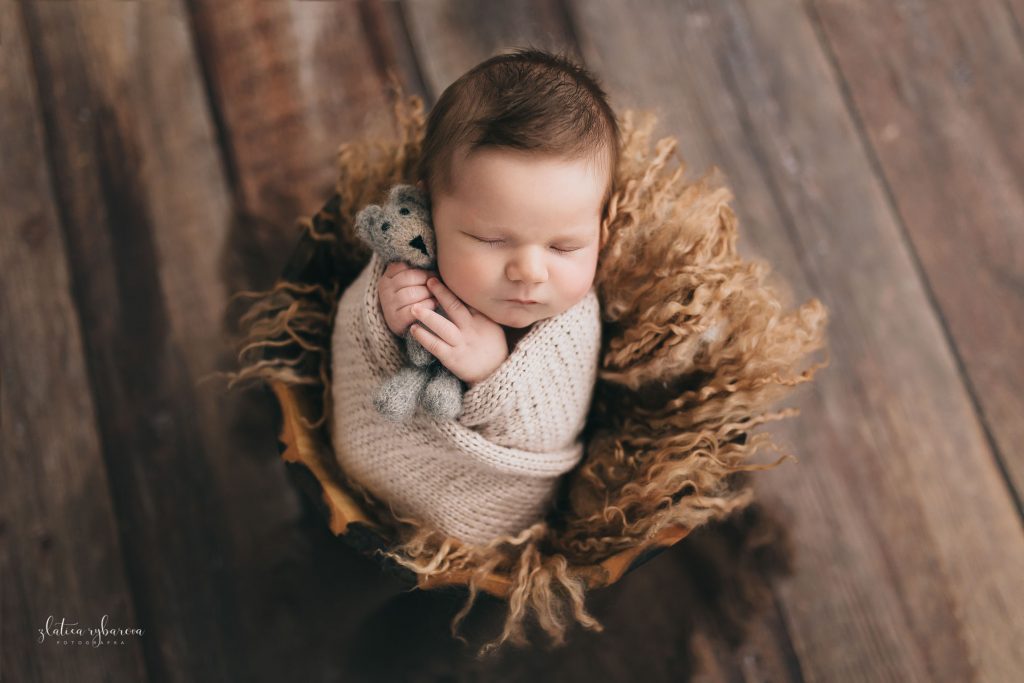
[422,366,463,420]
[404,334,434,368]
[374,366,431,422]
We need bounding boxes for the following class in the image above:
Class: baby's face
[427,146,606,329]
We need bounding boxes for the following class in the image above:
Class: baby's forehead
[436,149,607,220]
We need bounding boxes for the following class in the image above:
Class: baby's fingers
[394,297,437,332]
[411,304,460,345]
[410,323,453,366]
[390,266,439,289]
[384,261,409,278]
[393,285,433,308]
[426,277,471,325]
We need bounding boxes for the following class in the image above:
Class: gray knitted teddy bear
[354,184,464,422]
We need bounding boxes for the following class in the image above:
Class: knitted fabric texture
[329,252,602,546]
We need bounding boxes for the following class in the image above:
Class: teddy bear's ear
[388,184,429,210]
[354,204,382,246]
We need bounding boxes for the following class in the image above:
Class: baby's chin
[484,303,552,328]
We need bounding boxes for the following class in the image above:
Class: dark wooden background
[3,1,1022,681]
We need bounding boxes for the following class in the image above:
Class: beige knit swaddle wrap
[329,253,602,546]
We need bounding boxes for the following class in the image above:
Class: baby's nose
[507,249,548,283]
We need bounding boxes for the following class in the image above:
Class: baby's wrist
[463,354,506,387]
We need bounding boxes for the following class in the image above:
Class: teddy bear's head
[354,184,436,268]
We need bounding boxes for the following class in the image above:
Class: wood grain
[0,5,147,681]
[15,1,256,678]
[187,0,424,286]
[567,0,1024,680]
[183,1,438,679]
[405,0,580,95]
[807,0,1024,512]
[18,2,431,680]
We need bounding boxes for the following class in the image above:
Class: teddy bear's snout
[409,235,429,257]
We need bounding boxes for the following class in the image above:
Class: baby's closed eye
[467,234,582,253]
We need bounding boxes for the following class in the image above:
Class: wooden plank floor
[3,1,1021,681]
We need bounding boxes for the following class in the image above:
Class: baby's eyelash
[471,234,579,253]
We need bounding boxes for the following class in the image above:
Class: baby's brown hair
[416,47,621,222]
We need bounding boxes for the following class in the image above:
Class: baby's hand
[379,261,439,336]
[409,277,508,386]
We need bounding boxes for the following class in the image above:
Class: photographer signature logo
[37,615,144,647]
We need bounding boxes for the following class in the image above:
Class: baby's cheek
[562,260,597,303]
[437,244,479,300]
[434,237,458,282]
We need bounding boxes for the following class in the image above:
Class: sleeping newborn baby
[329,48,620,546]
